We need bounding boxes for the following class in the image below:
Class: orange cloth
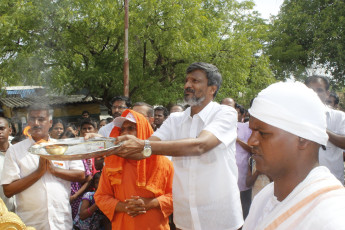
[95,109,174,230]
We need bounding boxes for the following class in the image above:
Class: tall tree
[0,0,274,107]
[267,0,345,89]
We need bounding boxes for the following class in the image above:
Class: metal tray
[29,137,121,161]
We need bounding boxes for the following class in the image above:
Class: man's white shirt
[319,106,345,184]
[1,138,85,230]
[153,101,243,230]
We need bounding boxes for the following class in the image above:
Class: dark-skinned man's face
[248,116,300,180]
[154,110,166,127]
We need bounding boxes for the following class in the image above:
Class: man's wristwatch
[142,140,152,157]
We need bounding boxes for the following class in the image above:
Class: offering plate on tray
[29,137,121,160]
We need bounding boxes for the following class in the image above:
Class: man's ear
[149,117,154,125]
[297,137,309,150]
[209,85,217,97]
[49,119,53,128]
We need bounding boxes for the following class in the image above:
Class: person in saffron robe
[94,109,173,229]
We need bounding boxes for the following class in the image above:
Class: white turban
[249,82,328,146]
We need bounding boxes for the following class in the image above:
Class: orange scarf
[104,109,169,197]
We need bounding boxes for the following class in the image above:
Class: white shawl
[243,166,345,230]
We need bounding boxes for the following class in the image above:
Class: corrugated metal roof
[4,86,44,90]
[0,95,101,108]
[2,86,45,98]
[6,89,37,97]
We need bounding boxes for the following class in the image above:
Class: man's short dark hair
[133,102,154,117]
[235,103,245,115]
[80,118,97,129]
[66,123,77,131]
[305,75,330,90]
[27,103,53,120]
[106,117,114,123]
[186,62,222,97]
[110,96,132,108]
[329,92,340,105]
[11,135,26,144]
[82,110,90,115]
[154,106,169,118]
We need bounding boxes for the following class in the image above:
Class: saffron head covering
[105,109,172,197]
[249,81,328,146]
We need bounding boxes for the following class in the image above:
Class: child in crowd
[66,123,79,137]
[73,172,107,230]
[98,119,108,130]
[68,119,96,219]
[79,118,100,175]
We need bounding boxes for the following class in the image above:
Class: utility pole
[123,0,129,97]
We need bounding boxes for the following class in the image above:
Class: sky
[253,0,284,19]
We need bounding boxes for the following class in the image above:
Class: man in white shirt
[0,117,15,212]
[305,75,345,184]
[110,62,243,230]
[99,96,132,137]
[1,104,85,230]
[243,82,345,230]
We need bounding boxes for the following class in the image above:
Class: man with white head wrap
[243,82,345,230]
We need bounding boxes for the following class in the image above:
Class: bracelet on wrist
[87,207,92,216]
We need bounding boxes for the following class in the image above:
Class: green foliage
[1,0,274,108]
[267,0,345,89]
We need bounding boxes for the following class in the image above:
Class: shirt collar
[325,104,332,115]
[181,101,215,123]
[197,101,215,122]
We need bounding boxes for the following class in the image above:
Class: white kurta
[1,138,85,230]
[153,101,243,230]
[319,106,345,184]
[243,166,345,230]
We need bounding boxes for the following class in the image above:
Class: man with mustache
[110,62,243,230]
[243,82,345,229]
[99,96,132,138]
[305,76,345,184]
[1,104,85,230]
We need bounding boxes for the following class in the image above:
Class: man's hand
[83,133,103,140]
[47,160,56,176]
[106,135,146,160]
[125,196,159,217]
[37,157,49,177]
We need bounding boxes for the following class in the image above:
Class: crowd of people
[0,62,344,230]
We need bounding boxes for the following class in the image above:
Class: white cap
[249,82,328,146]
[114,112,136,128]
